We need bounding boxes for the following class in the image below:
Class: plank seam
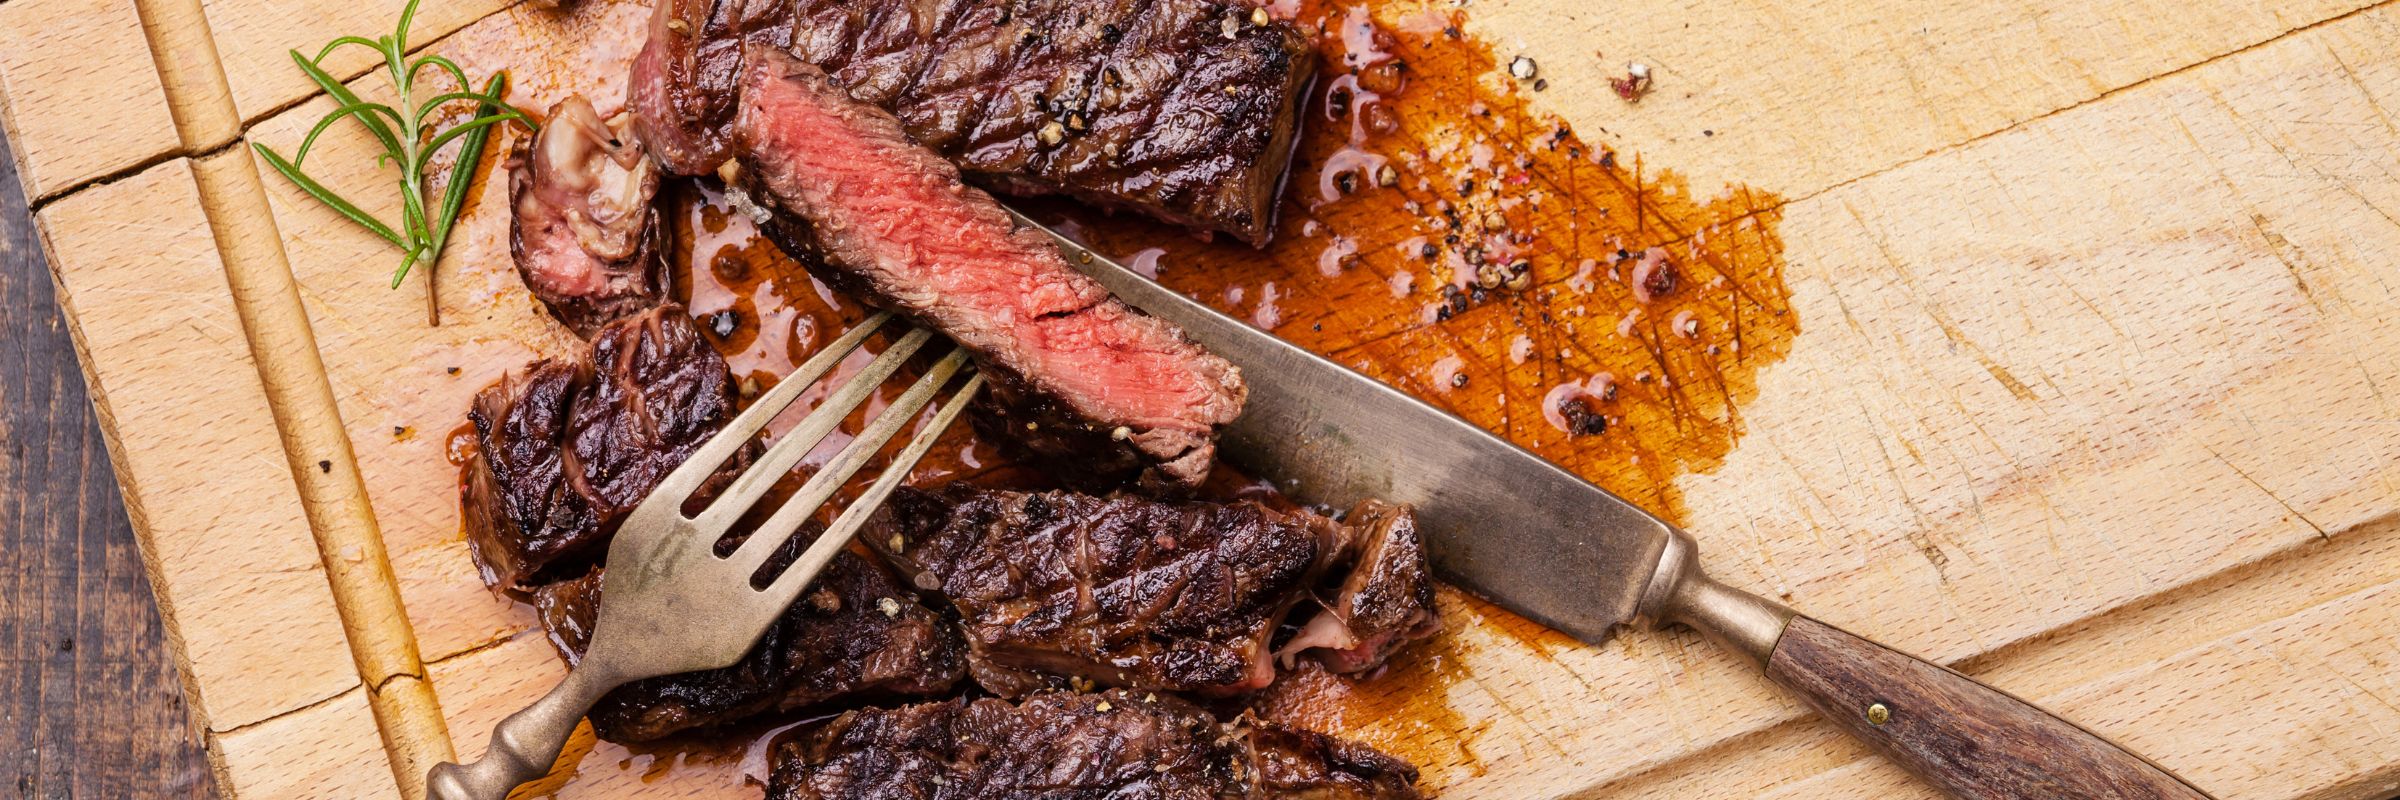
[128,1,457,797]
[23,209,234,791]
[1584,510,2400,797]
[1774,0,2400,211]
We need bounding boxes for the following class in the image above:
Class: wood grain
[1765,616,2208,798]
[9,0,2400,798]
[0,124,215,799]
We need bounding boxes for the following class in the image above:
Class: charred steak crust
[864,485,1338,697]
[508,95,669,337]
[632,0,1315,244]
[461,306,752,588]
[731,48,1245,491]
[629,0,794,175]
[766,690,1421,799]
[1282,500,1443,674]
[783,0,1317,245]
[531,535,967,743]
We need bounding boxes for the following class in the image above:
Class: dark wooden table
[1,129,217,796]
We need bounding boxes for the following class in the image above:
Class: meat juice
[623,0,1800,789]
[1011,0,1800,782]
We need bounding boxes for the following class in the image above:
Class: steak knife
[1015,211,2213,800]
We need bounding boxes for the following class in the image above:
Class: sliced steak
[863,485,1339,697]
[632,0,1315,244]
[783,0,1316,245]
[732,48,1244,491]
[531,533,966,742]
[1279,501,1442,674]
[509,95,667,337]
[628,0,792,174]
[461,306,750,588]
[766,690,1421,799]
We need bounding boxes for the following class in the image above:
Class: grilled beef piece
[766,690,1421,799]
[462,307,750,588]
[631,0,1315,245]
[508,95,668,337]
[783,0,1316,245]
[1279,501,1442,673]
[531,534,967,742]
[732,48,1245,491]
[628,0,792,174]
[864,485,1339,697]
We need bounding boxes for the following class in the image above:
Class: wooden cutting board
[7,0,2400,798]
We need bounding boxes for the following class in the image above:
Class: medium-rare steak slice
[765,690,1421,799]
[1280,501,1442,673]
[632,0,1315,244]
[863,485,1339,697]
[732,47,1245,491]
[531,532,966,742]
[509,95,668,337]
[462,306,750,588]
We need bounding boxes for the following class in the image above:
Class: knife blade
[1015,209,2213,800]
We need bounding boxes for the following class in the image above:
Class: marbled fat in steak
[1279,500,1443,673]
[508,95,668,337]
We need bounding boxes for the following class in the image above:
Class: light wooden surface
[4,0,2400,798]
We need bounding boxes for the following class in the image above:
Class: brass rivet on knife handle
[132,1,458,796]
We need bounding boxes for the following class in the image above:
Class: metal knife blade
[1012,210,2215,798]
[1014,211,1670,644]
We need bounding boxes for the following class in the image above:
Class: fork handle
[424,665,618,800]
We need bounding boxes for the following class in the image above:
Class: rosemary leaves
[251,0,531,325]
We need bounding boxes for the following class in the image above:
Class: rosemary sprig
[252,0,534,325]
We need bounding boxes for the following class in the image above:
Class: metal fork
[425,312,981,800]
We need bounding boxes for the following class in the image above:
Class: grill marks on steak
[1279,500,1443,674]
[766,690,1421,799]
[509,96,669,337]
[732,48,1244,491]
[463,306,749,587]
[864,486,1341,697]
[630,0,1315,244]
[783,0,1317,245]
[531,534,965,742]
[629,0,793,174]
[464,307,967,741]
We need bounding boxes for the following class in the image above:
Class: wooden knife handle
[1764,615,2211,799]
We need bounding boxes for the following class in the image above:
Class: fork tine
[764,370,986,602]
[725,347,974,578]
[690,327,934,530]
[634,311,893,516]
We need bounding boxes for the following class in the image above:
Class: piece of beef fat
[783,0,1317,245]
[509,95,668,337]
[632,0,1315,244]
[766,690,1421,799]
[1279,500,1443,674]
[863,485,1340,697]
[461,306,751,588]
[531,534,965,742]
[731,48,1244,491]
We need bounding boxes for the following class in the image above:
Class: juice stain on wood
[1015,0,1797,784]
[1023,0,1796,521]
[619,2,1796,789]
